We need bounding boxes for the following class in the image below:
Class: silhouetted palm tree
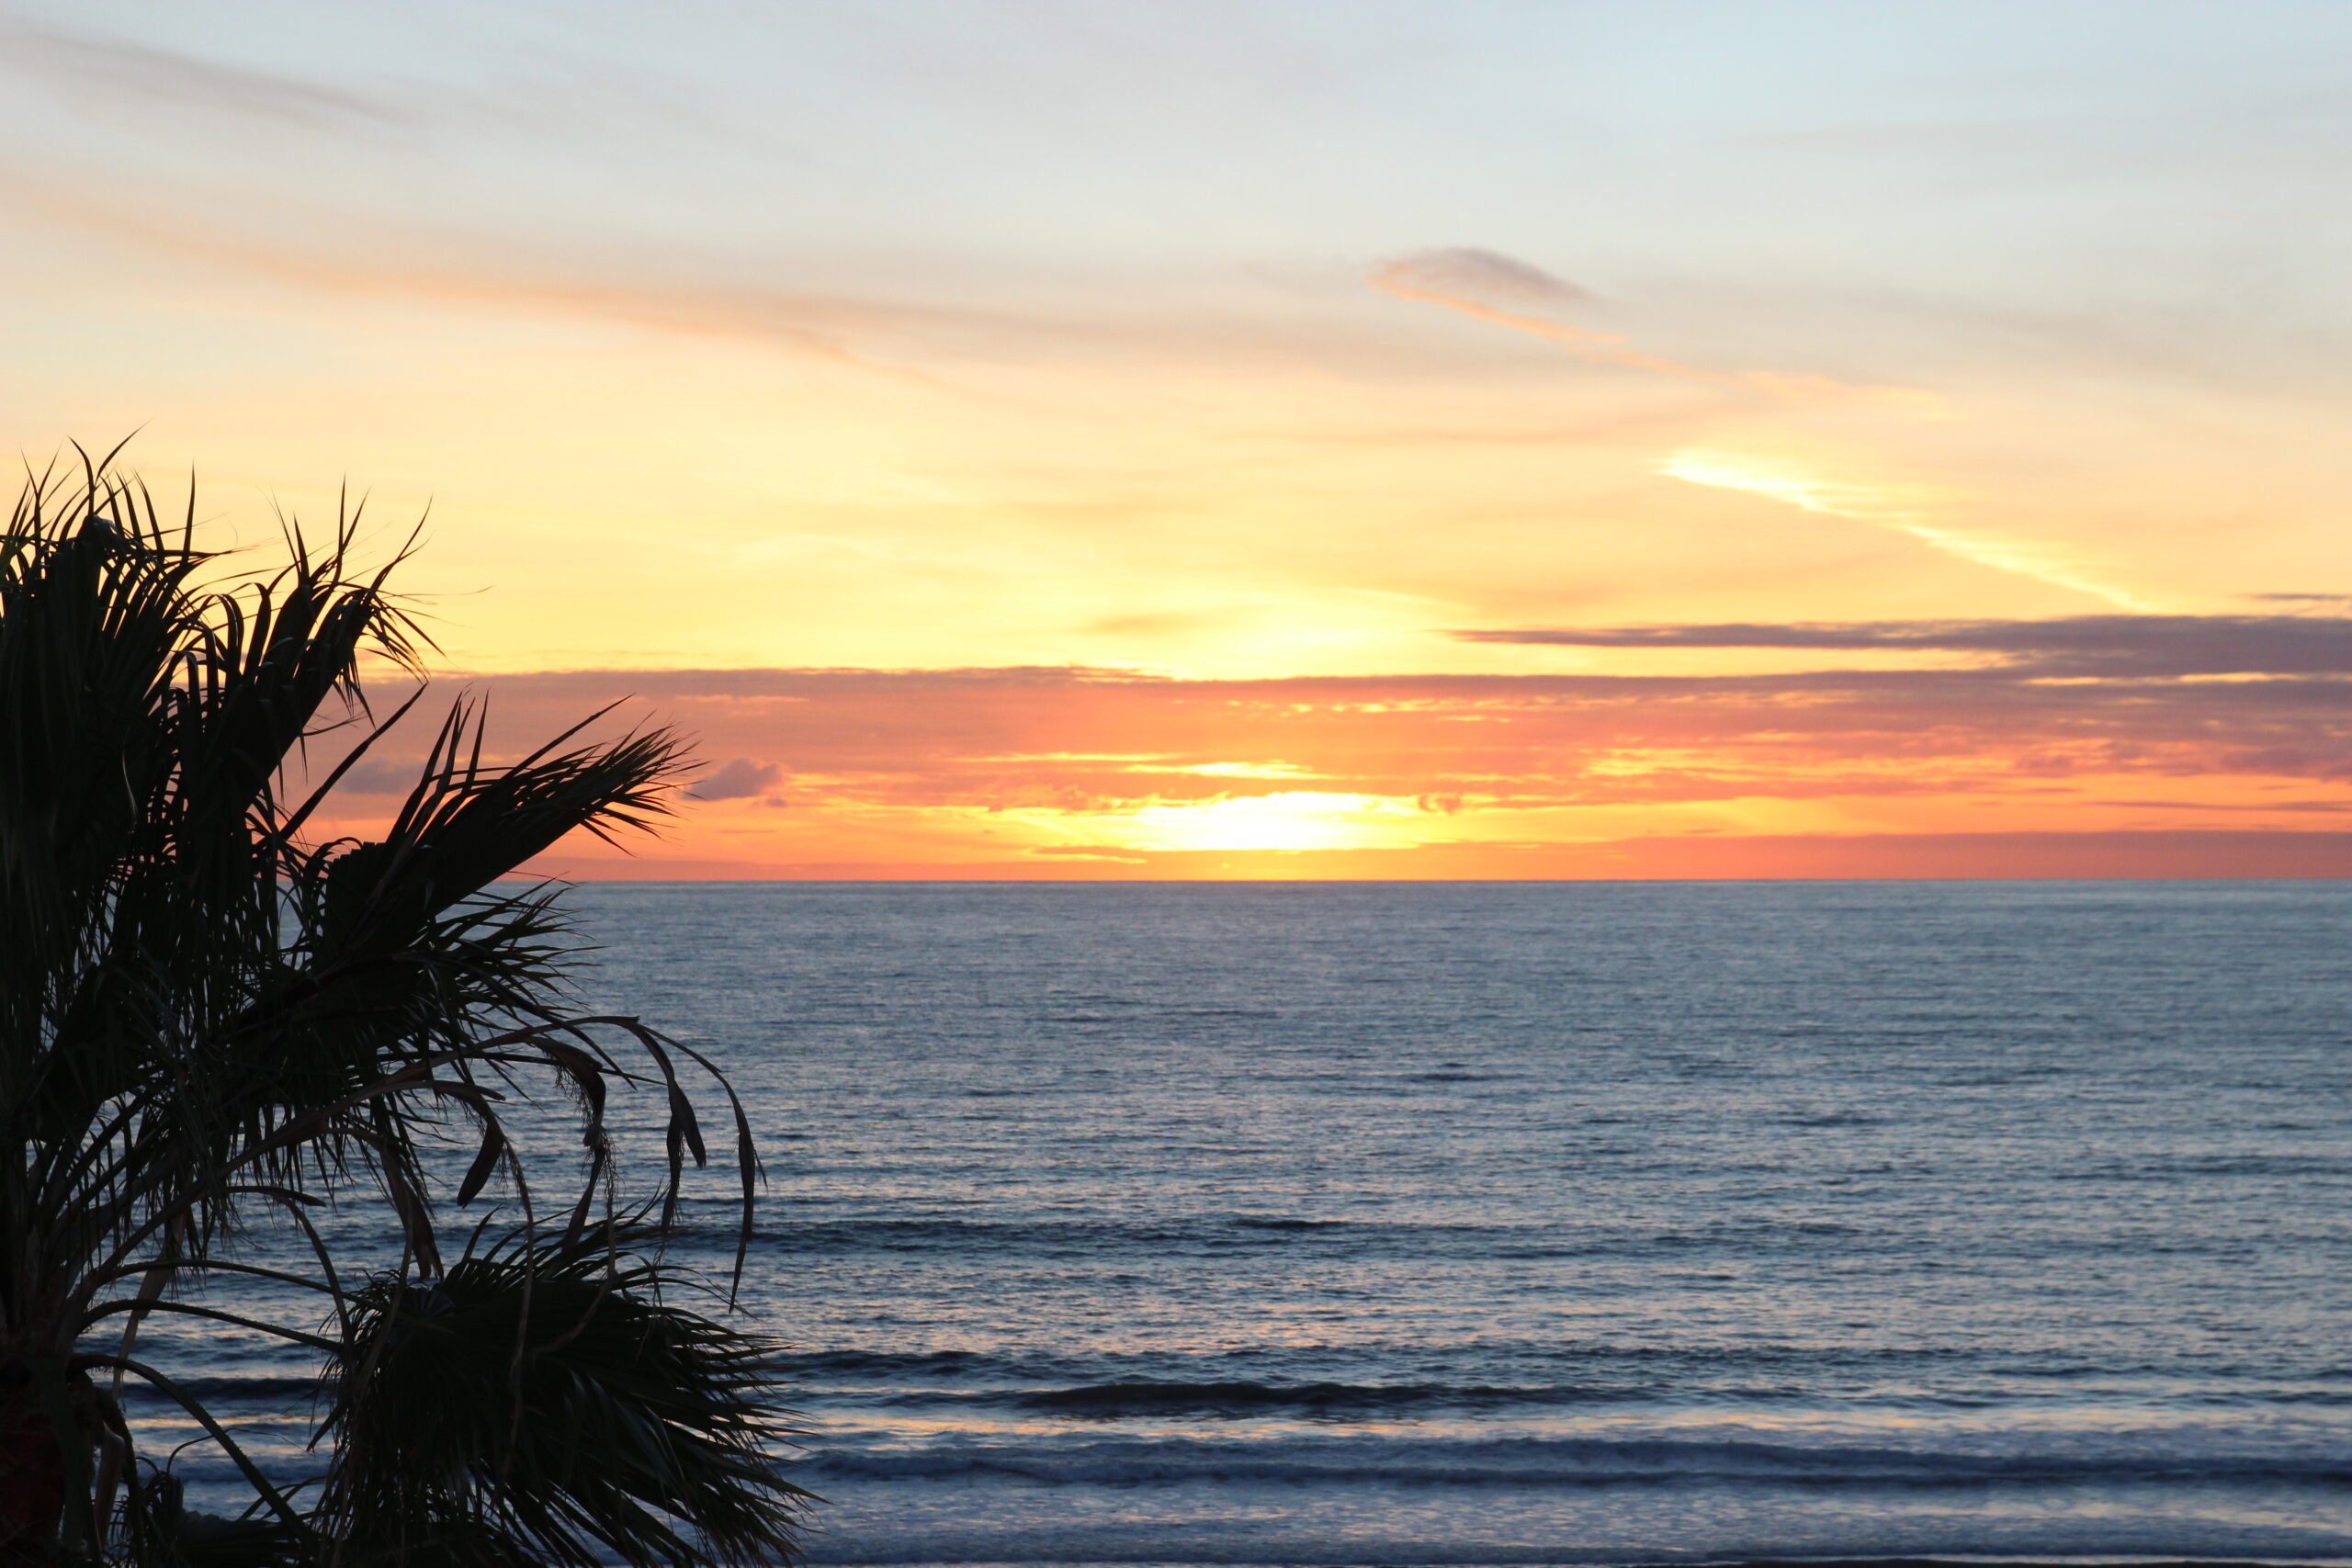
[0,453,809,1567]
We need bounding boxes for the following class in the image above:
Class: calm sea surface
[134,882,2352,1563]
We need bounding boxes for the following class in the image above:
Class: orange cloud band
[297,644,2352,879]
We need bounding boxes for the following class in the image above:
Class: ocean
[129,881,2352,1564]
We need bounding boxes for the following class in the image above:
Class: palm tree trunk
[0,1384,65,1568]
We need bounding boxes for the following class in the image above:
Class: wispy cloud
[0,18,409,129]
[0,168,930,367]
[1453,613,2352,678]
[13,170,1687,386]
[686,757,785,800]
[1368,247,1928,407]
[1657,450,2143,606]
[1368,246,1726,385]
[1369,248,1592,310]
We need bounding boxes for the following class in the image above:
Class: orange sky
[10,3,2352,876]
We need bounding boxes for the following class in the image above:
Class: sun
[1098,792,1422,854]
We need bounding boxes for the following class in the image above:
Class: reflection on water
[121,882,2352,1563]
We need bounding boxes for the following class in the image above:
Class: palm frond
[0,456,795,1568]
[316,1224,812,1568]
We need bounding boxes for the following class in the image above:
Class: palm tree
[0,453,810,1567]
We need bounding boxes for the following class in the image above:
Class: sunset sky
[9,1,2352,876]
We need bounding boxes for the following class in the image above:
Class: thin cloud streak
[1368,248,1930,408]
[1657,451,2143,607]
[1453,613,2352,678]
[0,170,903,367]
[0,17,411,130]
[12,170,1706,387]
[1369,248,1742,389]
[1370,249,1593,310]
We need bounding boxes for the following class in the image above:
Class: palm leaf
[0,456,797,1567]
[316,1224,812,1568]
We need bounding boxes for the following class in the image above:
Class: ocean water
[126,882,2352,1564]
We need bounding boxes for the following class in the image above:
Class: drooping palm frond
[1,455,801,1568]
[316,1224,813,1568]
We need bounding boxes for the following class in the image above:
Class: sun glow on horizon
[1057,791,1434,854]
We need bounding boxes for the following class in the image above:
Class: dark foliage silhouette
[0,452,808,1566]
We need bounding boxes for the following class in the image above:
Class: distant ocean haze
[126,882,2352,1564]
